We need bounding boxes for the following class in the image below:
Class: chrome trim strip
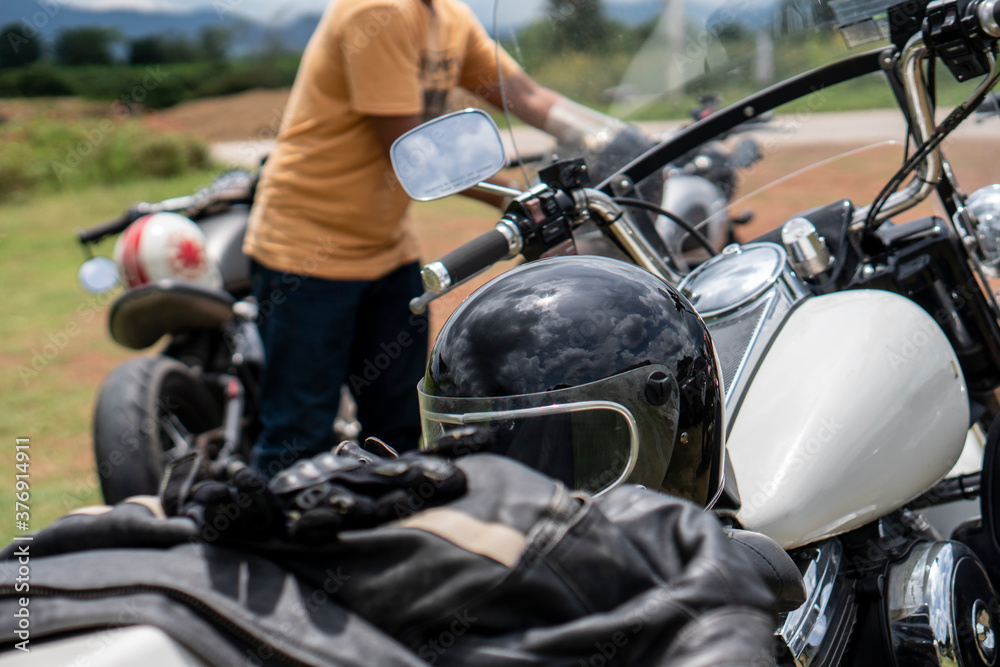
[582,188,684,285]
[680,243,810,426]
[495,218,524,256]
[852,35,940,226]
[421,261,451,293]
[423,399,640,497]
[778,539,855,666]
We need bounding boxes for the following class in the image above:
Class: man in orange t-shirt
[244,0,566,475]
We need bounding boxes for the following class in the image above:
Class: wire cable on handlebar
[866,57,1000,228]
[612,197,718,256]
[867,103,976,228]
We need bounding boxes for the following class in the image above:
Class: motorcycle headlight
[967,184,1000,275]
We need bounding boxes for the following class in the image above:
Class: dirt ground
[149,87,486,143]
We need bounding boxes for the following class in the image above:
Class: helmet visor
[418,365,679,496]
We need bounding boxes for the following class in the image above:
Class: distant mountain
[0,0,318,58]
[0,0,676,61]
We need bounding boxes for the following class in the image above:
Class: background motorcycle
[393,0,1000,663]
[75,170,269,503]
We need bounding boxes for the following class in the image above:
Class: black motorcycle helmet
[419,255,726,507]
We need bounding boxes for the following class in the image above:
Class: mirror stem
[473,182,523,198]
[77,236,94,259]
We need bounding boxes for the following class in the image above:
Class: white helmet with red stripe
[113,212,222,290]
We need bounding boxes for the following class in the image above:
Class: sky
[61,0,551,26]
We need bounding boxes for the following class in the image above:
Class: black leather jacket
[0,455,779,666]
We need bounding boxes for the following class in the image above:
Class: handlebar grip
[423,227,514,292]
[77,213,134,244]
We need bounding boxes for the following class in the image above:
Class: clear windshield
[482,0,1000,239]
[489,0,866,128]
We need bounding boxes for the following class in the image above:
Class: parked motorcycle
[75,171,266,504]
[392,0,1000,663]
[77,168,379,504]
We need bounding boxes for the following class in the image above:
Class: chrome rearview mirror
[78,256,120,294]
[390,108,506,201]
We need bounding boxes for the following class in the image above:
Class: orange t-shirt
[244,0,521,280]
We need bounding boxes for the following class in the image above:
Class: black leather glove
[171,441,467,547]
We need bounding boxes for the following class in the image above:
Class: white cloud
[62,0,540,26]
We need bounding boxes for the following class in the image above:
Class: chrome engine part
[677,242,809,423]
[777,539,858,667]
[887,540,1000,666]
[781,217,834,279]
[966,183,1000,277]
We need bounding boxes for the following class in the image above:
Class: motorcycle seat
[109,281,236,350]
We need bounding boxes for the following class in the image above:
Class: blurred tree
[129,35,167,65]
[256,27,288,57]
[55,27,116,65]
[0,23,42,68]
[198,26,232,62]
[163,34,198,62]
[546,0,614,52]
[129,32,206,65]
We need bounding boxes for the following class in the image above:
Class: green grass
[0,170,221,544]
[0,57,301,109]
[0,116,213,201]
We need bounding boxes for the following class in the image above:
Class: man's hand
[370,114,425,158]
[478,71,562,132]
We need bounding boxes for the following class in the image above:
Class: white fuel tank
[727,289,969,549]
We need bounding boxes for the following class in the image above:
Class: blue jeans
[250,260,429,476]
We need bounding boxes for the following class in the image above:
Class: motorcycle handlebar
[425,227,515,290]
[409,221,522,314]
[76,213,134,245]
[76,195,197,246]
